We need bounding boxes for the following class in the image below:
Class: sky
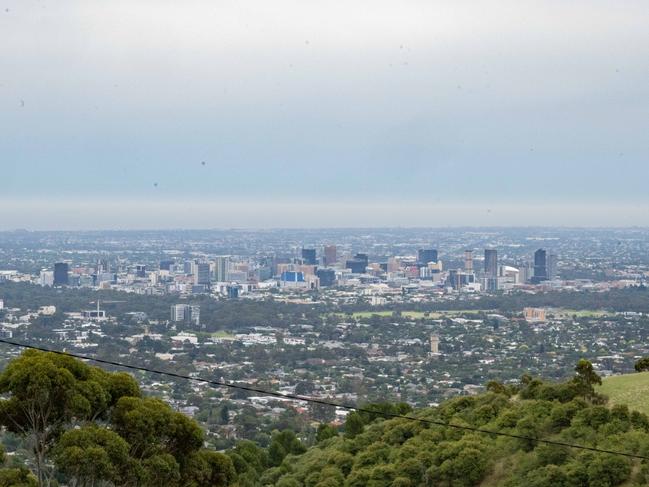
[1,0,648,229]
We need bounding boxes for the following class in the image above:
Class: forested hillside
[1,351,649,486]
[231,363,649,487]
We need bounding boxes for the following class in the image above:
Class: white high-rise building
[40,270,54,287]
[214,256,229,282]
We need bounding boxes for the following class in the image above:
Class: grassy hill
[598,371,649,416]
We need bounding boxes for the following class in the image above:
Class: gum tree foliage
[0,350,140,486]
[0,351,236,487]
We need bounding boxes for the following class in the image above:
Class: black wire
[0,337,646,460]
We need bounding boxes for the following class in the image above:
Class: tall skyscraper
[135,265,146,278]
[301,248,317,265]
[417,249,438,265]
[159,259,174,271]
[532,249,548,283]
[484,249,498,277]
[316,268,336,287]
[464,250,473,272]
[53,262,69,286]
[323,245,337,266]
[194,263,211,286]
[214,256,229,282]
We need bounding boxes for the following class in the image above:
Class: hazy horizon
[2,0,648,227]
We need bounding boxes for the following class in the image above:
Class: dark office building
[53,262,69,286]
[447,270,475,290]
[226,285,240,299]
[355,253,368,265]
[136,265,146,278]
[160,260,174,271]
[316,268,336,287]
[532,249,548,284]
[484,249,498,277]
[346,253,369,274]
[194,263,211,286]
[301,248,317,265]
[417,249,438,265]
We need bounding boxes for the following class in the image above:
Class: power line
[0,337,646,460]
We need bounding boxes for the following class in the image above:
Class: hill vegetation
[1,351,649,486]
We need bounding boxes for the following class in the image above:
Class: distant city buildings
[53,262,69,286]
[316,268,336,287]
[532,249,548,284]
[40,270,54,287]
[323,245,337,266]
[417,249,438,265]
[194,262,211,286]
[301,248,317,266]
[464,250,473,272]
[484,249,498,278]
[171,304,200,326]
[346,253,368,274]
[214,256,229,282]
[524,307,547,322]
[25,236,564,301]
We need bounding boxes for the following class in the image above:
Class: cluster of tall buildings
[40,244,558,296]
[445,248,558,292]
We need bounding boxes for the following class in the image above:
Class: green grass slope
[598,372,649,416]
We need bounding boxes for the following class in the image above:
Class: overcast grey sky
[1,0,648,229]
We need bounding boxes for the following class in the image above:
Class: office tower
[346,253,368,274]
[214,256,229,282]
[517,261,533,283]
[301,248,317,265]
[548,254,558,280]
[532,249,548,284]
[136,265,146,278]
[159,260,174,271]
[171,304,187,322]
[53,262,69,286]
[484,249,498,277]
[194,263,211,286]
[226,285,239,299]
[171,304,200,325]
[323,245,337,266]
[464,250,473,272]
[183,261,193,275]
[316,268,336,287]
[39,270,54,287]
[417,249,438,265]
